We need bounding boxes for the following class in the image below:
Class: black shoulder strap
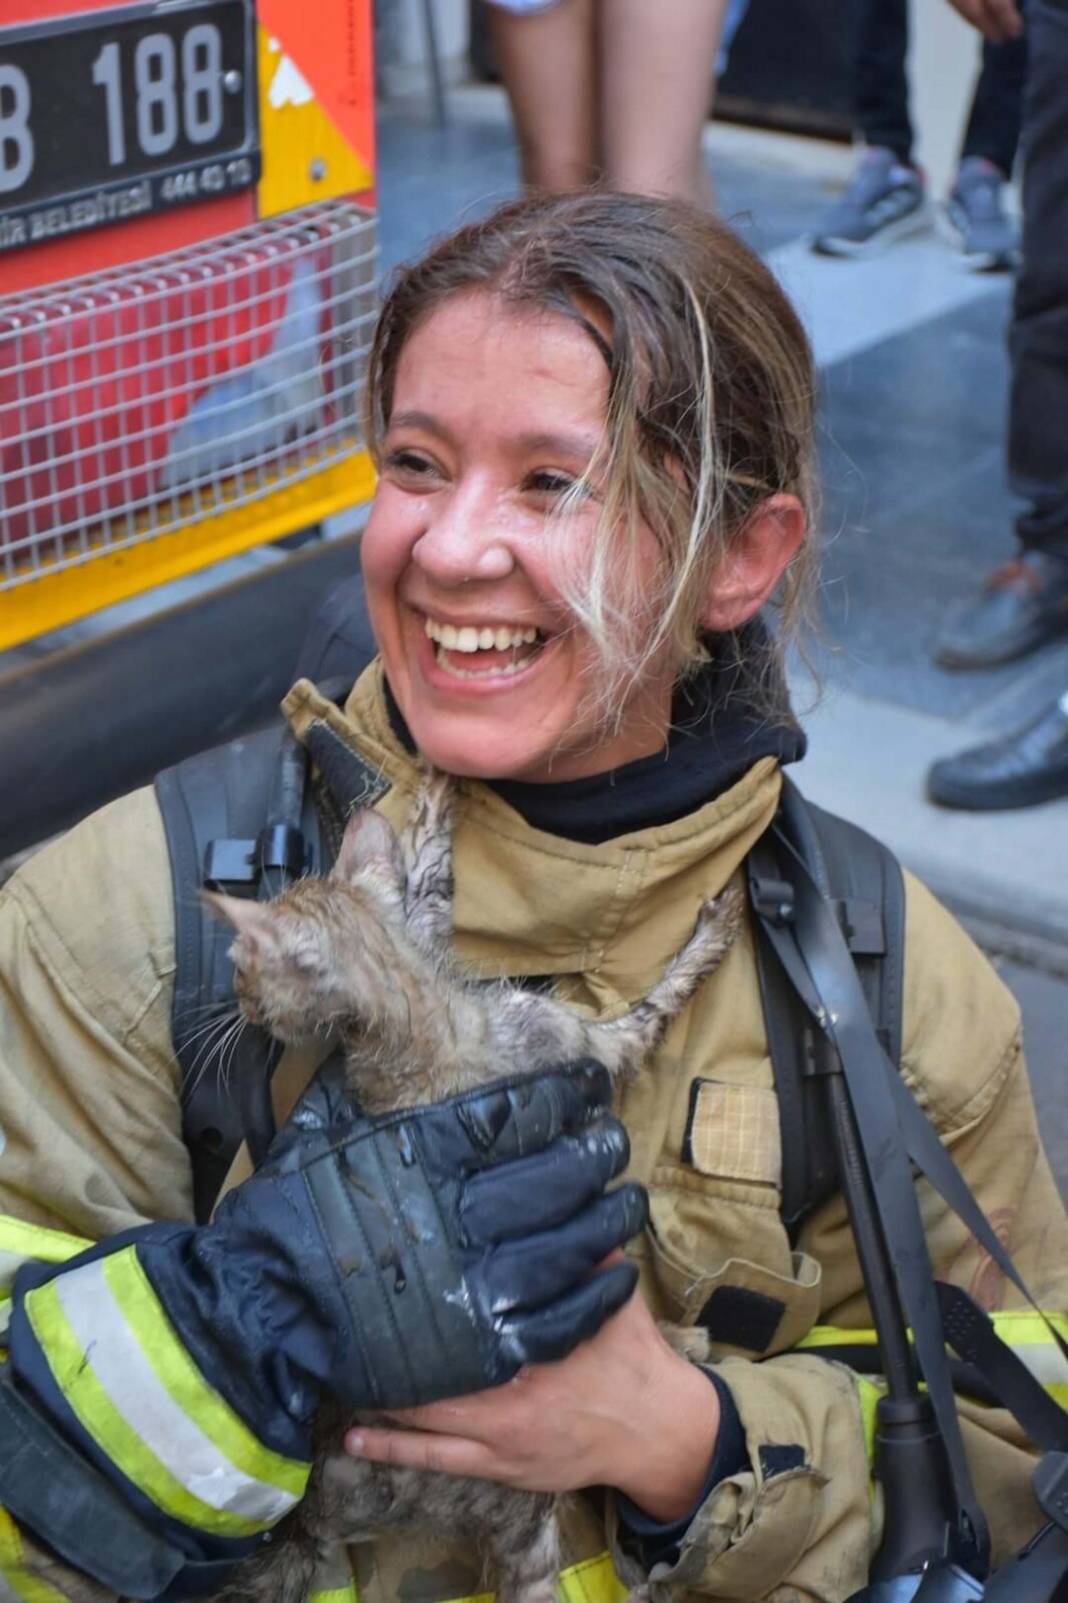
[155,572,386,1223]
[155,722,324,1222]
[749,774,906,1237]
[752,779,1068,1587]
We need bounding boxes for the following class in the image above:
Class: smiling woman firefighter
[0,191,1065,1603]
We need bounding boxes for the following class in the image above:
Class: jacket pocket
[646,1184,822,1358]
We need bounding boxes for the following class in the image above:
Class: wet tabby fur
[208,772,740,1603]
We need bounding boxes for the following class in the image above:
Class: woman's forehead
[391,289,610,428]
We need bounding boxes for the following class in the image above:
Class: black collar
[383,624,805,845]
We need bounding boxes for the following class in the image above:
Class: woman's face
[361,290,677,782]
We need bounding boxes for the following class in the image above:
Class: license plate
[0,1,259,256]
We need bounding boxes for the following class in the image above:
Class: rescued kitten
[207,772,741,1603]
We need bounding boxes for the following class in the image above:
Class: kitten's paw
[510,1581,558,1603]
[690,886,744,968]
[414,766,455,835]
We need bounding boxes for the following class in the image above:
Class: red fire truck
[0,0,377,650]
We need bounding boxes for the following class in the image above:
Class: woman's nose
[411,484,516,586]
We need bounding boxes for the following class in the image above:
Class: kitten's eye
[382,448,443,488]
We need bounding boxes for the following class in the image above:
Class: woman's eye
[526,470,584,500]
[382,449,441,484]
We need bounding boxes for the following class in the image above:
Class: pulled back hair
[365,190,817,717]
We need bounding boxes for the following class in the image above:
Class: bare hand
[345,1284,721,1523]
[945,0,1023,41]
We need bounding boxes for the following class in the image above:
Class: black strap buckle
[836,897,886,956]
[204,836,258,889]
[257,823,308,880]
[751,873,796,926]
[1035,1454,1068,1534]
[204,825,308,892]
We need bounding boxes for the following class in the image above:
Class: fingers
[455,1060,614,1163]
[949,0,1022,40]
[345,1423,495,1479]
[988,0,1024,38]
[461,1118,632,1244]
[479,1184,648,1315]
[496,1259,640,1367]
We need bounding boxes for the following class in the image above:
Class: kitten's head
[205,808,410,1043]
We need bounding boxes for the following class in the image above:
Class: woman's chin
[413,730,556,782]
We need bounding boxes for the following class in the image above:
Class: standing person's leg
[485,0,598,192]
[959,23,1028,175]
[933,0,1068,670]
[945,24,1027,268]
[1008,0,1068,565]
[598,0,729,206]
[927,0,1068,808]
[811,0,927,256]
[853,0,913,162]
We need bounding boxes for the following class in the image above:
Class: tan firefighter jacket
[0,664,1065,1603]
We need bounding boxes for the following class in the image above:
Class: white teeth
[424,616,542,653]
[435,645,533,678]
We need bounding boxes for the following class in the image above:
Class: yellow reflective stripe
[989,1311,1068,1390]
[0,1508,69,1603]
[24,1278,271,1539]
[557,1551,630,1603]
[0,1218,92,1282]
[308,1588,359,1603]
[989,1311,1068,1345]
[855,1375,882,1466]
[799,1314,1068,1443]
[0,1219,93,1264]
[796,1325,878,1350]
[798,1313,1068,1372]
[102,1249,307,1499]
[0,1217,94,1344]
[420,1551,629,1603]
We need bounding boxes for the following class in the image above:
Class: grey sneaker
[943,157,1019,272]
[811,147,928,257]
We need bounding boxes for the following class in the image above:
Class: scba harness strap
[750,785,1068,1603]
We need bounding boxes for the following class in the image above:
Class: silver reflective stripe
[0,1300,9,1340]
[54,1261,299,1524]
[1016,1343,1068,1388]
[0,1575,21,1603]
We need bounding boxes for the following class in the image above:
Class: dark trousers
[853,0,1028,177]
[1010,0,1068,559]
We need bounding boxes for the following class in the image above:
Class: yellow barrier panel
[0,451,376,652]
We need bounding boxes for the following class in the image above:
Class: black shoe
[927,693,1068,810]
[933,552,1068,669]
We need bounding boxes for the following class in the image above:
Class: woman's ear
[699,494,806,633]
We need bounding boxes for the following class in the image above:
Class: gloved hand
[3,1059,645,1597]
[155,1054,647,1424]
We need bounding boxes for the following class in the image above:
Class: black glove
[162,1054,647,1423]
[5,1059,644,1596]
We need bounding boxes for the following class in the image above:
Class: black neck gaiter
[383,623,805,846]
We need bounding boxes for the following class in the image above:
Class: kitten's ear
[201,891,279,958]
[332,809,405,897]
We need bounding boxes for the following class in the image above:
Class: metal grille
[0,199,378,589]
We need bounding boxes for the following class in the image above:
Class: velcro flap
[684,1080,782,1187]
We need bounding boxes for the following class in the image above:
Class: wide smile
[417,611,557,689]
